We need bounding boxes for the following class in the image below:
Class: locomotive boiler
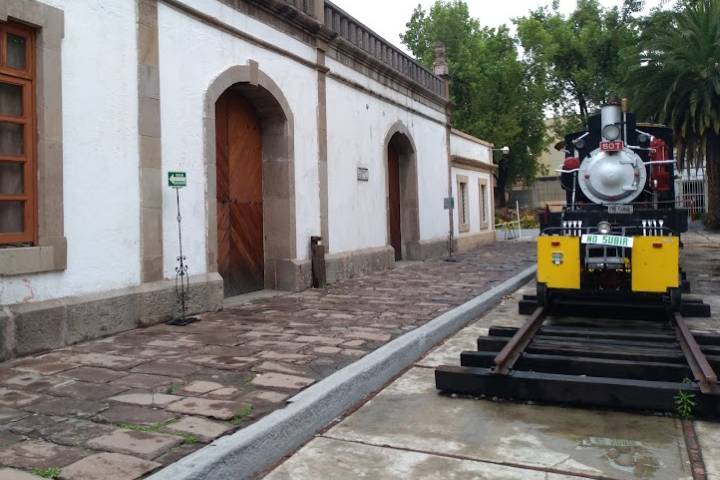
[537,99,688,309]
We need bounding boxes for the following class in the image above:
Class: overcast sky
[330,0,663,54]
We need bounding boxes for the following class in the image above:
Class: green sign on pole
[168,171,187,188]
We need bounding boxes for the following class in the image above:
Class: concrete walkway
[265,231,720,480]
[0,242,533,479]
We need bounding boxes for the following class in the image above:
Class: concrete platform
[268,436,586,479]
[319,367,690,479]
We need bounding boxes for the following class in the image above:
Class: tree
[628,0,720,228]
[402,1,548,205]
[515,0,642,132]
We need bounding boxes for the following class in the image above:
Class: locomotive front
[537,99,688,309]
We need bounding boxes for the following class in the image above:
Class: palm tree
[629,0,720,228]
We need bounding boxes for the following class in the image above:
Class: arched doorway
[204,64,296,296]
[385,124,420,261]
[216,90,263,296]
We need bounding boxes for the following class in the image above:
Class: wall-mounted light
[493,146,510,155]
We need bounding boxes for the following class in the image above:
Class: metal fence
[675,167,708,218]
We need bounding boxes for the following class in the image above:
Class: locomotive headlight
[598,221,611,234]
[602,124,621,141]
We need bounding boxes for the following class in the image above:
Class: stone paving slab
[0,469,44,480]
[0,440,87,470]
[164,416,232,443]
[60,453,160,480]
[0,242,533,477]
[87,430,182,460]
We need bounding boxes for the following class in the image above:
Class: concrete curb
[147,265,537,480]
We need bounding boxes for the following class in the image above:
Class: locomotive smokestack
[600,103,622,141]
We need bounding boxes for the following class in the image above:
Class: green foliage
[627,0,720,227]
[165,383,180,395]
[515,0,643,123]
[675,378,697,419]
[115,422,166,433]
[231,404,254,425]
[30,468,61,479]
[401,1,548,204]
[178,432,199,444]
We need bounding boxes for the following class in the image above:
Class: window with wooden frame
[0,20,35,245]
[479,179,489,230]
[457,175,469,233]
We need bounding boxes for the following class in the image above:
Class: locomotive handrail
[556,159,674,175]
[643,159,675,165]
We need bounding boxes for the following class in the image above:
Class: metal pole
[169,186,195,326]
[516,200,522,240]
[445,124,456,262]
[176,188,186,322]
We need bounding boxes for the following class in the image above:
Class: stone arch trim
[383,120,421,260]
[203,62,301,290]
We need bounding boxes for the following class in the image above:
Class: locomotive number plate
[581,234,633,248]
[600,141,624,152]
[607,204,633,214]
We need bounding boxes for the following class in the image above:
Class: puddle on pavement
[579,437,661,478]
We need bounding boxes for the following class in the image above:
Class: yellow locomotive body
[537,234,679,297]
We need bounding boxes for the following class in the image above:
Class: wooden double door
[216,90,264,296]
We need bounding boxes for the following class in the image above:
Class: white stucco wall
[451,167,494,236]
[158,0,321,277]
[325,58,449,254]
[450,131,492,164]
[1,0,140,305]
[1,0,474,306]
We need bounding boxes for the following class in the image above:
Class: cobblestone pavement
[0,242,534,479]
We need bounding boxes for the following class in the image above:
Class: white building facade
[0,0,495,359]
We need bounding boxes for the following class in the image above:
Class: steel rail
[493,306,547,375]
[673,312,720,395]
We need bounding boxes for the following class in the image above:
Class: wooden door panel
[216,90,264,296]
[216,94,230,203]
[388,143,402,261]
[229,203,264,291]
[228,96,263,203]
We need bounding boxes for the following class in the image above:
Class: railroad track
[435,297,720,418]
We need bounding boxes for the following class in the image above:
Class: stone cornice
[451,155,497,173]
